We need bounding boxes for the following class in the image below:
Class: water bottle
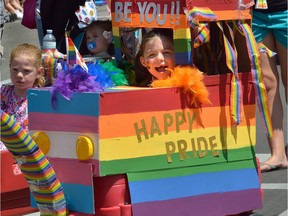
[42,29,56,53]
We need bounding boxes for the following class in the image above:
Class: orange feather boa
[151,66,211,106]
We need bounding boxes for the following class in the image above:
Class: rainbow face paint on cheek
[87,41,96,51]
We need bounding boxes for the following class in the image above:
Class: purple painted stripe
[48,158,100,185]
[132,189,262,216]
[29,112,99,133]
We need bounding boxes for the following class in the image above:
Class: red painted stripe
[100,73,254,115]
[186,0,253,10]
[48,158,100,185]
[111,0,186,13]
[29,113,99,132]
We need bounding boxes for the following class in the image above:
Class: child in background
[1,43,45,134]
[85,20,114,59]
[134,28,175,87]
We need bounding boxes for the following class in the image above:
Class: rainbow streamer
[237,21,273,137]
[184,7,217,50]
[258,42,277,57]
[255,0,268,9]
[0,111,67,215]
[66,34,88,72]
[194,23,210,48]
[217,21,242,125]
[185,7,217,28]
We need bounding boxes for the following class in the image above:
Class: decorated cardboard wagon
[28,72,261,215]
[1,0,268,215]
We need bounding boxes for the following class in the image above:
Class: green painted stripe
[113,36,121,48]
[100,146,256,176]
[127,159,257,182]
[174,39,192,52]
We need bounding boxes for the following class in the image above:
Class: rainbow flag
[66,34,88,72]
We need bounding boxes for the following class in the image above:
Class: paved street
[1,20,287,216]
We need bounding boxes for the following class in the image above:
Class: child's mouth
[155,66,168,72]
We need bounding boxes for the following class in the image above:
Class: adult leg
[275,41,287,103]
[260,33,288,172]
[10,0,23,11]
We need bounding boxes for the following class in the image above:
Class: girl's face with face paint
[140,35,175,80]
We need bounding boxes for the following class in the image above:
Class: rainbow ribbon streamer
[1,111,67,215]
[255,0,268,9]
[66,33,88,72]
[217,21,243,125]
[184,7,217,29]
[237,21,273,137]
[194,23,210,48]
[184,7,217,49]
[258,42,277,57]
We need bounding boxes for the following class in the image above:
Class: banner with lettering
[111,0,187,28]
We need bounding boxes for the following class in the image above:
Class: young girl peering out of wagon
[134,28,211,106]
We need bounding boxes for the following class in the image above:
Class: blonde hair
[10,43,45,87]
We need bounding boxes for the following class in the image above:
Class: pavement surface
[1,20,287,216]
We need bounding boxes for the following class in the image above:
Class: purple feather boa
[50,63,104,109]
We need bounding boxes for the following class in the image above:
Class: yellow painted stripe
[112,26,120,37]
[174,28,191,39]
[99,125,256,160]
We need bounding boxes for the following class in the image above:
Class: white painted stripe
[1,79,11,85]
[279,210,288,216]
[29,130,99,159]
[261,183,288,190]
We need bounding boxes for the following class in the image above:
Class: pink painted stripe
[48,158,100,185]
[29,113,99,133]
[132,189,262,216]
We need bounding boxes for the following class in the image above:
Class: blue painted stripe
[128,168,260,204]
[175,52,192,65]
[28,89,100,116]
[31,182,95,214]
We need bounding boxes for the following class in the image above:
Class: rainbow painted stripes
[0,111,67,216]
[28,72,261,215]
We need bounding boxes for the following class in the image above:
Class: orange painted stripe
[99,105,255,139]
[213,10,251,21]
